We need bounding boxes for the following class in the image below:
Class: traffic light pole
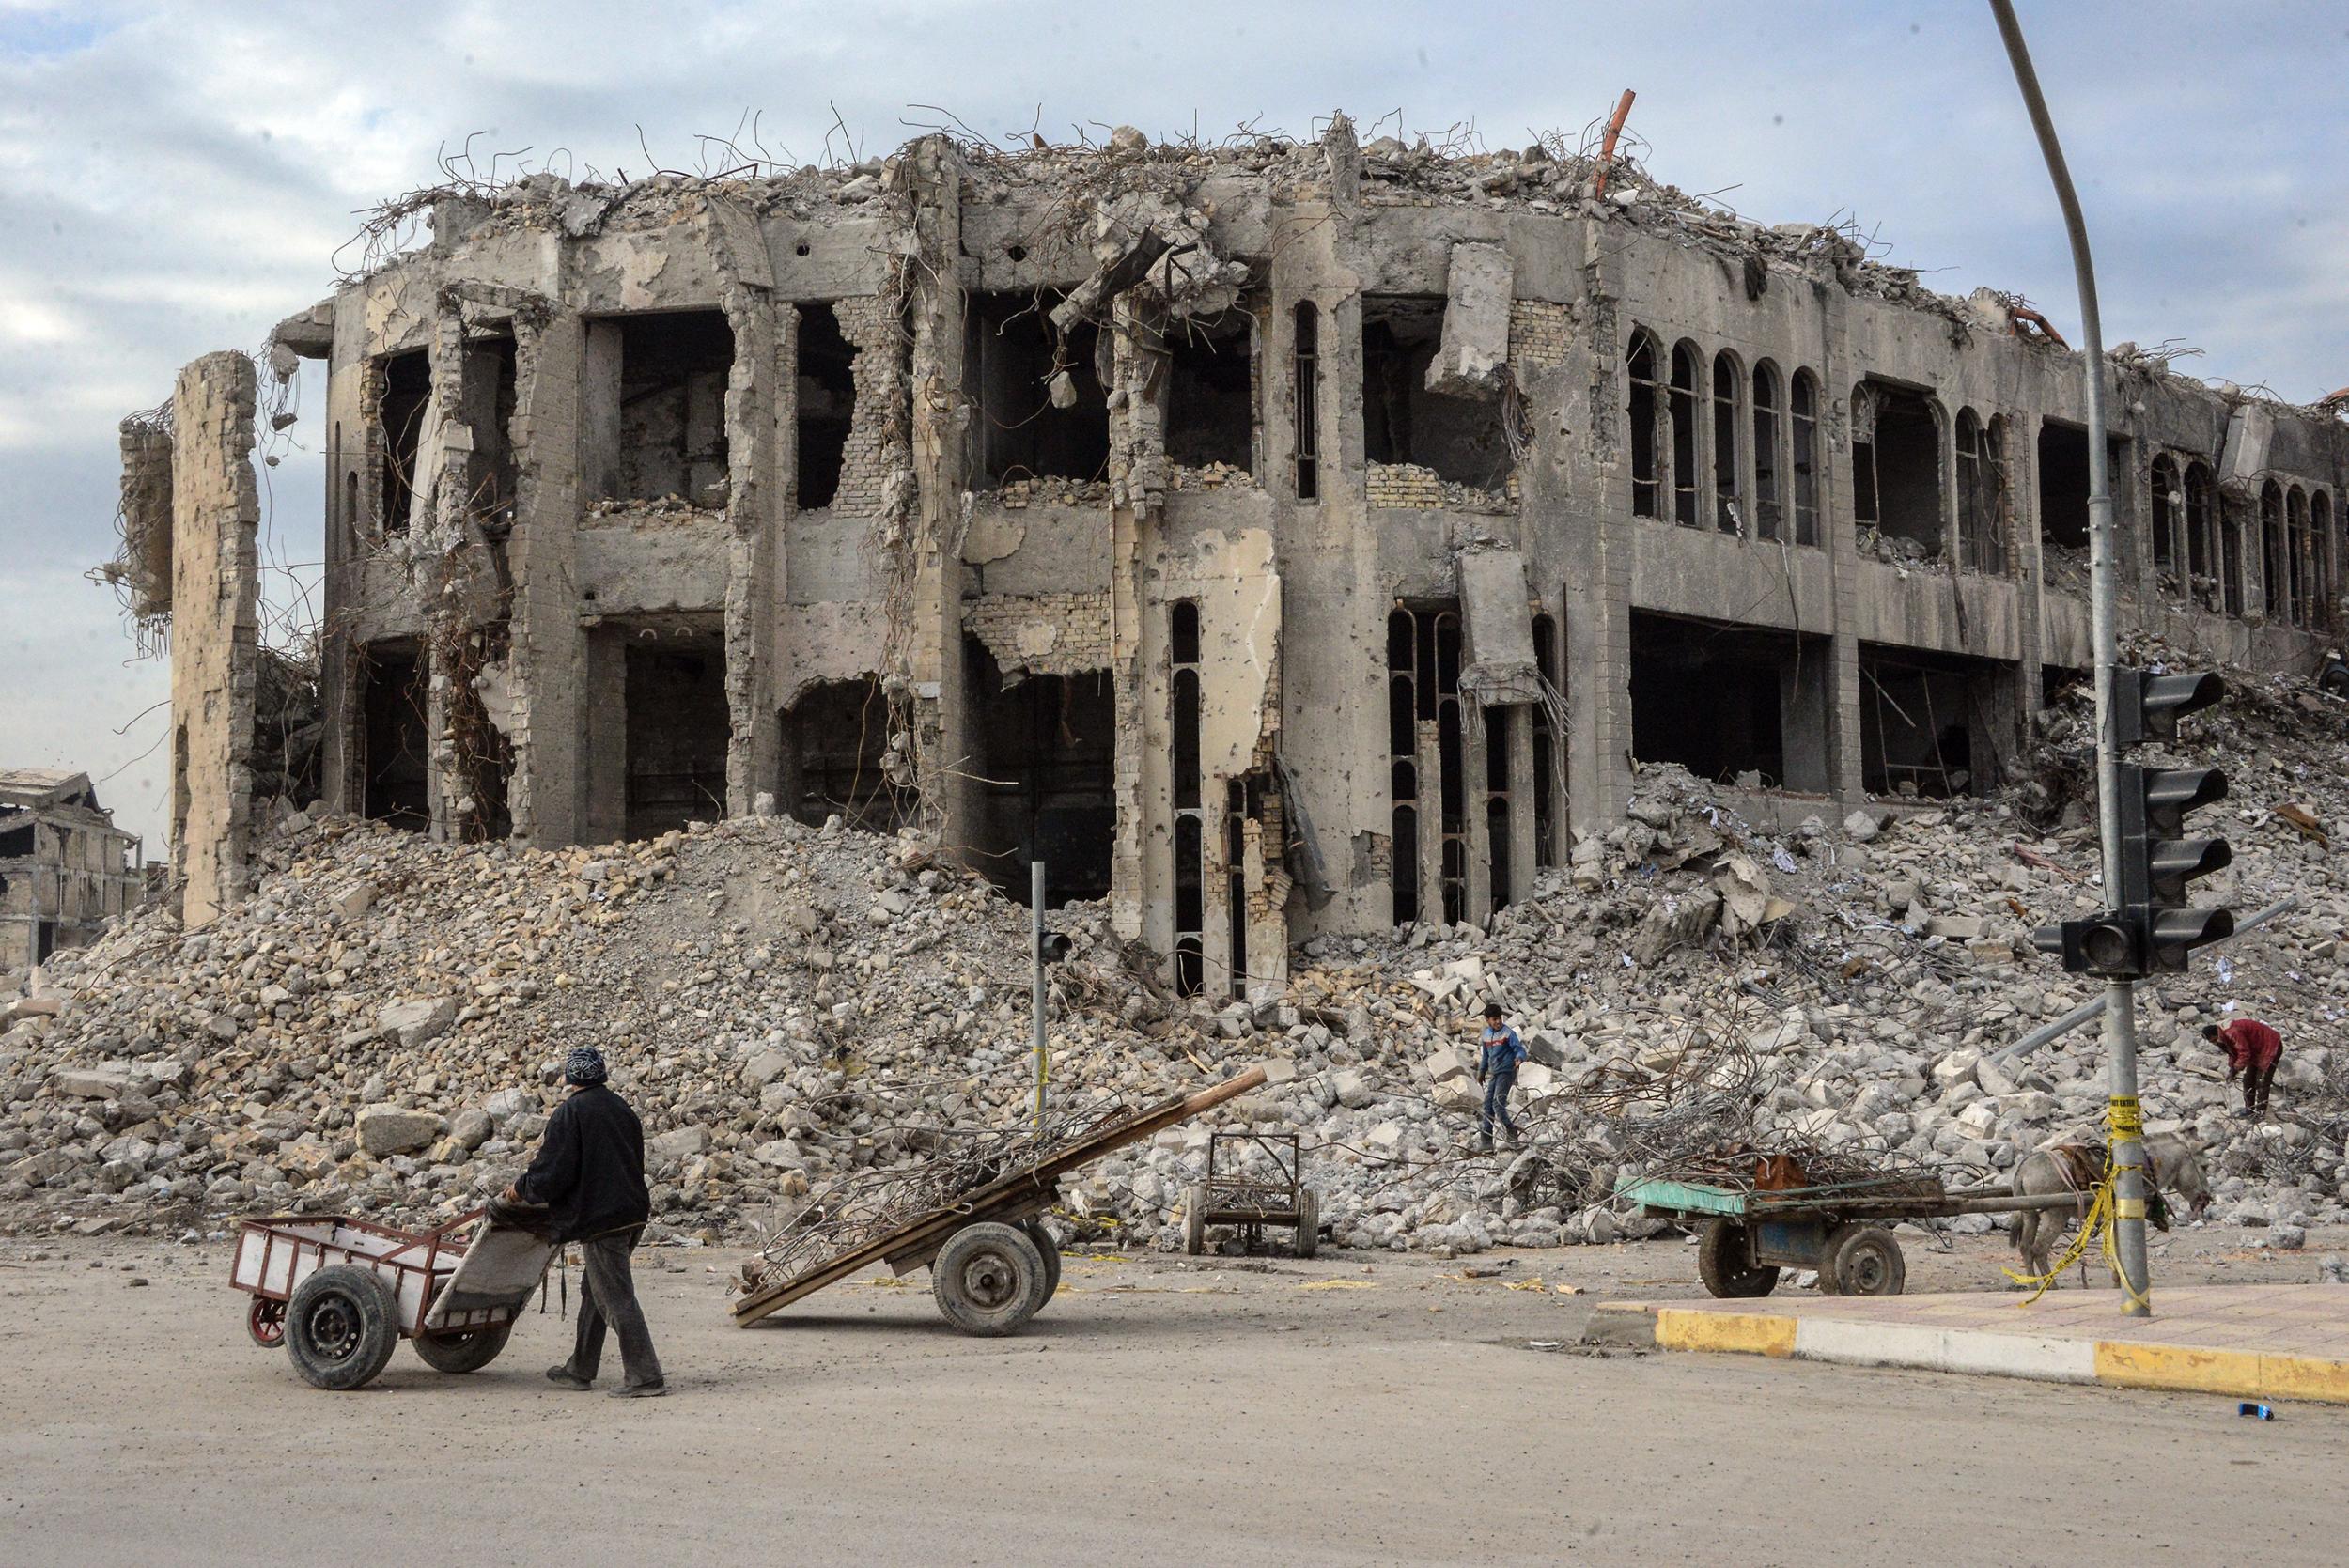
[1990,0,2152,1314]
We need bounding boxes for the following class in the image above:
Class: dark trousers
[2242,1060,2278,1115]
[566,1226,664,1389]
[1480,1069,1519,1149]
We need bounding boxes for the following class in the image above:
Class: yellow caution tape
[1294,1279,1377,1291]
[2108,1094,2143,1140]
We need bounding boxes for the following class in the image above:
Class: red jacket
[2213,1018,2283,1075]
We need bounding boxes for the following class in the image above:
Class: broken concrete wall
[116,415,175,623]
[167,352,260,927]
[1427,241,1514,396]
[966,593,1112,679]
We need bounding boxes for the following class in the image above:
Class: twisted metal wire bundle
[742,1092,1143,1294]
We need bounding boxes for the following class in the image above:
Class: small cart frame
[1618,1173,2091,1297]
[1183,1129,1319,1258]
[230,1209,548,1389]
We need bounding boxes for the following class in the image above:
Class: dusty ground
[5,1226,2345,1567]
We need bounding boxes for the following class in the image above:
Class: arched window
[2149,454,2181,587]
[1957,410,1984,568]
[1711,349,1743,535]
[1668,341,1701,526]
[2313,489,2337,631]
[1291,303,1319,502]
[2186,462,2234,614]
[2288,486,2313,628]
[2263,480,2288,622]
[1790,369,1821,546]
[1751,362,1782,541]
[1626,329,1662,518]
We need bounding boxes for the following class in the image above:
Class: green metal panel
[1613,1176,1750,1217]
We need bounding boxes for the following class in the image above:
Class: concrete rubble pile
[9,647,2349,1262]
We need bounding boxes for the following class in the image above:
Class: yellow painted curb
[1655,1308,1795,1358]
[2258,1353,2349,1405]
[2094,1342,2263,1396]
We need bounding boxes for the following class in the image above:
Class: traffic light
[2109,668,2225,748]
[2117,761,2233,971]
[2033,665,2233,978]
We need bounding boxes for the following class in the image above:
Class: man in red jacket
[2203,1017,2284,1116]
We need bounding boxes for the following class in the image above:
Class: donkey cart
[1617,1172,2086,1297]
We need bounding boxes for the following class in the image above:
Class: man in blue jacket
[1476,1001,1527,1154]
[501,1047,667,1398]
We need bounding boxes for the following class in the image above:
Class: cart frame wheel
[1825,1224,1906,1296]
[1695,1219,1780,1298]
[412,1317,515,1374]
[1019,1219,1063,1304]
[931,1221,1050,1336]
[247,1295,288,1348]
[1293,1188,1320,1259]
[285,1264,402,1390]
[1183,1185,1208,1256]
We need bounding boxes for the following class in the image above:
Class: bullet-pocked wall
[136,119,2349,974]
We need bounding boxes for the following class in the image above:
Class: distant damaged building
[119,118,2349,993]
[0,770,143,976]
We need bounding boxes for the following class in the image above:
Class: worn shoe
[545,1366,594,1390]
[609,1380,668,1399]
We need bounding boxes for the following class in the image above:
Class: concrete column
[166,351,260,928]
[506,309,585,846]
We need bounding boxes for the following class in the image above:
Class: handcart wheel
[1183,1185,1208,1256]
[285,1264,402,1390]
[247,1296,287,1348]
[1019,1219,1063,1303]
[1293,1188,1320,1260]
[412,1318,515,1374]
[1695,1219,1779,1298]
[931,1222,1050,1336]
[1825,1225,1906,1296]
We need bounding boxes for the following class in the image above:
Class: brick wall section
[825,295,896,516]
[966,592,1113,676]
[1367,462,1448,509]
[117,419,175,620]
[1509,301,1572,370]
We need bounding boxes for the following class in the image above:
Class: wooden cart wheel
[931,1222,1050,1336]
[1293,1188,1320,1259]
[246,1296,287,1348]
[412,1318,515,1374]
[1019,1219,1063,1303]
[1183,1185,1208,1256]
[1826,1225,1906,1296]
[1695,1219,1779,1298]
[285,1265,402,1390]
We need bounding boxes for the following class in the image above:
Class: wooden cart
[734,1064,1268,1336]
[1617,1172,2086,1297]
[230,1209,552,1389]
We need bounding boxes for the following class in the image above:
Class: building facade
[0,769,143,977]
[125,120,2348,989]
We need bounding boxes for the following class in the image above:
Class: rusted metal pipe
[1592,89,1636,200]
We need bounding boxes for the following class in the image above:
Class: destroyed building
[117,117,2349,997]
[0,769,143,978]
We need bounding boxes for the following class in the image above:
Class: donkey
[2008,1131,2213,1284]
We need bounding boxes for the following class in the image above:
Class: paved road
[5,1236,2344,1565]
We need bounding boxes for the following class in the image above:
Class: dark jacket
[514,1084,651,1242]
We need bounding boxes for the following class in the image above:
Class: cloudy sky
[4,0,2344,846]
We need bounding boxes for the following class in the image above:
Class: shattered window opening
[2036,421,2095,554]
[795,303,859,510]
[360,641,429,829]
[2288,485,2313,629]
[1859,645,2006,800]
[1790,369,1821,546]
[779,675,910,833]
[968,291,1110,488]
[2150,452,2182,584]
[1855,379,1944,560]
[1386,605,1466,924]
[376,349,429,536]
[623,634,730,839]
[1751,361,1782,541]
[965,637,1114,908]
[1362,295,1512,491]
[1627,329,1662,519]
[1531,611,1560,870]
[1711,349,1743,535]
[1955,409,2007,575]
[2181,458,2216,610]
[1629,611,1830,792]
[1163,311,1254,474]
[607,310,735,506]
[2314,489,2337,631]
[1224,778,1249,1000]
[1668,341,1701,527]
[2262,480,2287,624]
